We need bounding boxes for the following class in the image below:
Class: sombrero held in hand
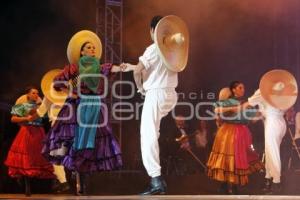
[41,69,68,105]
[67,30,102,64]
[259,69,298,110]
[154,15,189,72]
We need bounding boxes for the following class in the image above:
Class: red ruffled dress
[5,101,55,178]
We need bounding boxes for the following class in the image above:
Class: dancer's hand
[137,88,146,96]
[241,102,250,109]
[120,63,135,72]
[26,115,35,122]
[120,63,128,72]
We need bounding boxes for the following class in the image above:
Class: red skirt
[5,125,55,179]
[207,123,263,185]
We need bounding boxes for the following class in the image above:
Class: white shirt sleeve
[139,44,156,70]
[36,97,52,117]
[248,89,264,107]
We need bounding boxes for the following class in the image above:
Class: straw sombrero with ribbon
[67,30,102,64]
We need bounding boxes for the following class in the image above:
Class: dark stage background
[0,0,300,195]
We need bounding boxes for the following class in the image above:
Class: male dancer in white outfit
[248,89,286,194]
[124,16,178,195]
[36,97,70,193]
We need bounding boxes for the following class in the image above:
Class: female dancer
[42,30,131,195]
[207,82,263,194]
[5,86,55,196]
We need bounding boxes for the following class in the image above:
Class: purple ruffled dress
[42,63,122,173]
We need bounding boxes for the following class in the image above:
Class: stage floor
[1,195,300,200]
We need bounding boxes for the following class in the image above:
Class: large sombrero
[41,69,68,105]
[259,69,298,110]
[67,30,102,64]
[154,15,189,72]
[219,87,232,100]
[15,95,42,105]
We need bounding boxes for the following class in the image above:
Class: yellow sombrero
[15,94,42,105]
[218,87,232,100]
[41,69,68,105]
[67,30,102,64]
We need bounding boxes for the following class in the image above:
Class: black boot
[57,182,70,193]
[217,182,228,194]
[53,179,70,194]
[76,173,87,196]
[16,177,23,188]
[262,178,272,193]
[52,179,61,192]
[139,176,167,195]
[267,182,282,195]
[227,183,238,195]
[24,177,31,197]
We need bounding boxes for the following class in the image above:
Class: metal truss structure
[96,0,123,148]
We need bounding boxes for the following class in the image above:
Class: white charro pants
[140,88,177,178]
[264,114,286,183]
